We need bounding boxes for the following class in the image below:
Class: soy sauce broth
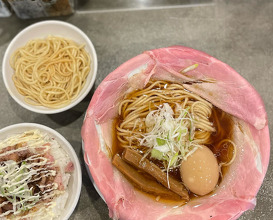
[112,91,235,203]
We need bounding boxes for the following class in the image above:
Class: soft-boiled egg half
[180,145,219,196]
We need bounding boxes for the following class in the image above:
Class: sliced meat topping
[122,148,189,200]
[113,154,182,200]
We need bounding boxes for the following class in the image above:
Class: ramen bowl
[0,123,82,220]
[82,46,270,220]
[2,20,97,114]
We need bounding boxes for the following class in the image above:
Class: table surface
[0,0,272,219]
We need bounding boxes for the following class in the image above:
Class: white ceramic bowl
[0,123,82,220]
[2,20,98,114]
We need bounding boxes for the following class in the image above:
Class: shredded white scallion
[140,103,199,171]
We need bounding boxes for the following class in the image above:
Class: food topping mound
[0,130,73,219]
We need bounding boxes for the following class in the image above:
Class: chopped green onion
[151,149,164,160]
[180,64,199,73]
[170,152,179,166]
[156,138,166,146]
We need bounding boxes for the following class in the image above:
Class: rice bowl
[0,123,81,220]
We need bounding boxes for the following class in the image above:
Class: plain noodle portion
[10,36,91,108]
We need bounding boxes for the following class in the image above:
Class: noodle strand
[10,36,91,108]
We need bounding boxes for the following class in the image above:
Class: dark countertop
[0,0,272,219]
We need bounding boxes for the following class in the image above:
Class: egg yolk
[180,145,219,196]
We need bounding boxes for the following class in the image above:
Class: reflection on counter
[77,0,213,12]
[6,0,74,19]
[0,0,11,17]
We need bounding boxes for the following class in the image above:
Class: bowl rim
[2,20,98,114]
[0,122,82,220]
